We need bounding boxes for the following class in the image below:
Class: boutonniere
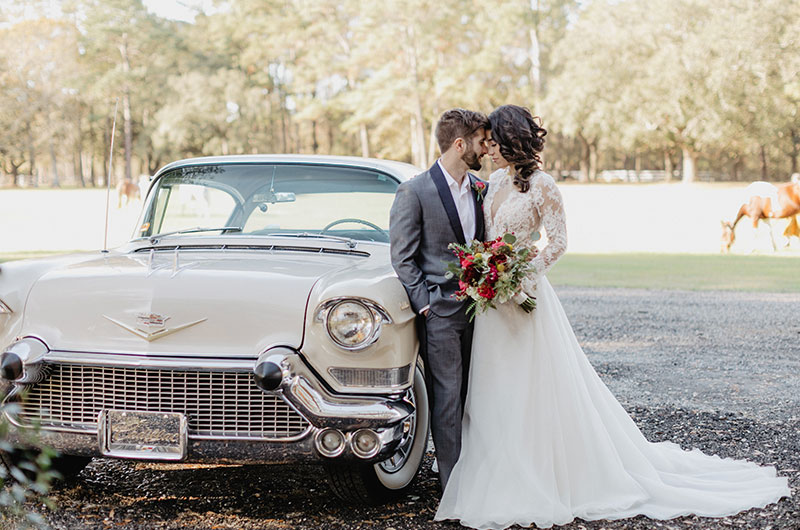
[472,180,487,202]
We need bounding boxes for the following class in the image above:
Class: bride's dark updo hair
[488,105,547,193]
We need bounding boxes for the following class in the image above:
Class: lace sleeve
[521,173,567,295]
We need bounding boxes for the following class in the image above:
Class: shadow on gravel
[16,407,795,530]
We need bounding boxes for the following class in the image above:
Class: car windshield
[136,163,402,243]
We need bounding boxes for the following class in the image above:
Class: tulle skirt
[435,277,790,529]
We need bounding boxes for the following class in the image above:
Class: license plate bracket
[99,410,187,460]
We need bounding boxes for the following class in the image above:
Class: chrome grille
[12,364,310,440]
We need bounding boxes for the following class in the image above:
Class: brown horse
[117,177,141,208]
[721,177,800,252]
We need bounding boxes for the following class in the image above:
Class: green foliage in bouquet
[445,233,536,320]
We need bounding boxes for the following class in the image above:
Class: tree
[71,0,179,182]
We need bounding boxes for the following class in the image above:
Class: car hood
[21,249,364,357]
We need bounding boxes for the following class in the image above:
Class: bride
[435,105,790,529]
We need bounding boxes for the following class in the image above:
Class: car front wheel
[324,364,429,505]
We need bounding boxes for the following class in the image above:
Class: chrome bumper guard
[256,347,414,431]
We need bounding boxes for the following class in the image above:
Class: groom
[389,108,489,489]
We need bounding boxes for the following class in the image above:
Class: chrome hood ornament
[103,312,207,342]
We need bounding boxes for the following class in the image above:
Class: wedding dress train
[435,169,790,529]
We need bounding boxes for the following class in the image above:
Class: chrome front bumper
[256,347,414,430]
[1,342,415,464]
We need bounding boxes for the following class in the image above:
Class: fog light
[351,429,380,459]
[253,361,283,391]
[316,428,346,458]
[0,352,22,381]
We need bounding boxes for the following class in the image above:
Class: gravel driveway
[8,286,799,529]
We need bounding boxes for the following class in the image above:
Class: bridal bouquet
[445,233,537,320]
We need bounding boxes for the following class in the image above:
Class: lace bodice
[484,168,567,295]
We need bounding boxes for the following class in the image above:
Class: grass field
[546,253,800,292]
[2,251,798,292]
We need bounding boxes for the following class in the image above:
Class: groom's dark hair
[435,108,490,153]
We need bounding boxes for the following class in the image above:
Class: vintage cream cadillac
[0,155,429,503]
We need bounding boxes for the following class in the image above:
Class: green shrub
[0,403,58,530]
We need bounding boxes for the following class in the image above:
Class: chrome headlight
[315,298,392,351]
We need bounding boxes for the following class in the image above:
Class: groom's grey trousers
[419,306,472,488]
[389,163,485,489]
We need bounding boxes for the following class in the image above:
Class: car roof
[155,154,422,182]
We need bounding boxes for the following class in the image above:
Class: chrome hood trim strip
[44,351,256,371]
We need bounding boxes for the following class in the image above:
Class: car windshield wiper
[149,226,242,243]
[264,232,358,249]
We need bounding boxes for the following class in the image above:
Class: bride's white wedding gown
[435,168,790,529]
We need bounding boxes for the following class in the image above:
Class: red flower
[472,180,487,202]
[477,284,495,299]
[463,266,479,283]
[458,280,468,290]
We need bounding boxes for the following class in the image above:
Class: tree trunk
[410,117,421,167]
[577,132,590,183]
[406,24,428,168]
[427,117,438,164]
[6,159,22,187]
[664,149,674,182]
[90,151,96,187]
[26,121,35,185]
[311,120,319,154]
[790,129,799,175]
[588,141,598,182]
[328,119,334,155]
[49,140,60,188]
[73,150,85,187]
[10,163,20,188]
[759,144,768,180]
[681,145,697,184]
[87,107,96,187]
[411,106,427,168]
[120,33,133,184]
[732,158,744,181]
[528,0,542,103]
[359,123,369,158]
[277,86,288,153]
[75,106,86,187]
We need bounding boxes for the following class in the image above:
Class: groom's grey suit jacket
[390,162,486,317]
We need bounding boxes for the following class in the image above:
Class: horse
[721,176,800,252]
[117,177,141,208]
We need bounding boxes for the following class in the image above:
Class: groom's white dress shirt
[437,159,476,242]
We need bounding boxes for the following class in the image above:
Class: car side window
[154,184,237,235]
